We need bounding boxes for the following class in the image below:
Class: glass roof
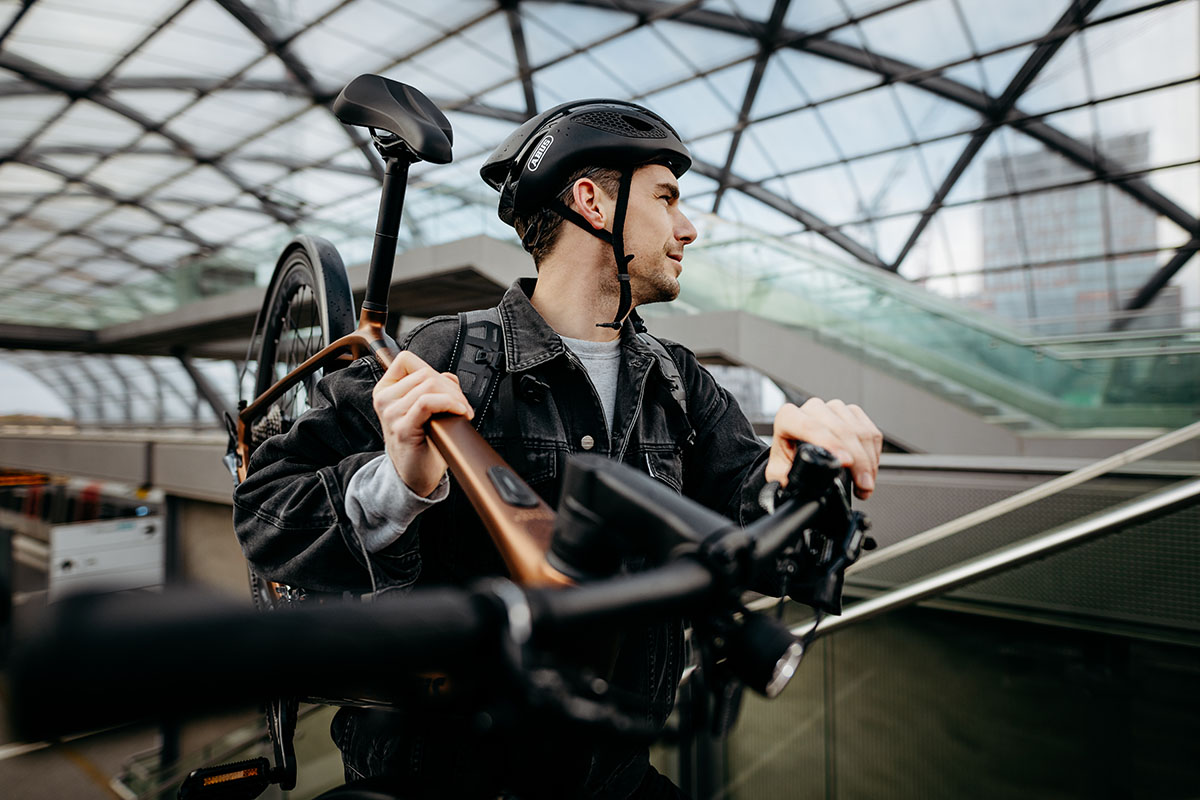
[0,0,1197,415]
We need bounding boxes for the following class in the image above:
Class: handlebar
[7,447,868,743]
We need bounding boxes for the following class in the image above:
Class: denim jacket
[232,278,770,796]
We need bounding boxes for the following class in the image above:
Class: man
[234,99,882,798]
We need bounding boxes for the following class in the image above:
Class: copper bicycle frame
[237,278,571,592]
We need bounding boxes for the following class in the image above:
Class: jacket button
[580,435,595,450]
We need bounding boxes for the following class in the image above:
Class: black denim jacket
[232,279,770,796]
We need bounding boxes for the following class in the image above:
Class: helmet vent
[574,111,667,139]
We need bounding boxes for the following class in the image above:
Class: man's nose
[676,210,698,245]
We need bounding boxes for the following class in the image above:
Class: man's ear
[571,177,609,231]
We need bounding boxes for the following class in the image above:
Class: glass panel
[851,0,976,70]
[402,20,516,103]
[143,198,199,223]
[475,80,530,112]
[34,231,109,260]
[701,0,776,23]
[944,126,1049,205]
[115,1,265,79]
[107,89,198,126]
[270,169,379,208]
[942,46,1036,97]
[521,1,635,65]
[889,84,981,140]
[1,225,60,253]
[651,20,758,75]
[643,76,739,141]
[814,88,912,159]
[289,1,443,85]
[239,107,351,164]
[0,162,68,193]
[40,273,93,293]
[225,158,292,190]
[534,52,633,106]
[872,211,923,264]
[1020,37,1090,114]
[678,170,718,200]
[718,191,803,236]
[183,206,275,241]
[443,111,518,152]
[956,0,1071,53]
[33,153,103,178]
[1147,163,1200,219]
[752,50,878,117]
[696,60,755,121]
[251,0,344,39]
[27,196,112,227]
[92,207,163,242]
[586,26,701,95]
[783,0,850,32]
[75,258,139,282]
[150,164,241,206]
[1082,2,1198,99]
[4,2,155,78]
[167,91,311,156]
[123,234,200,264]
[32,99,146,150]
[0,95,69,151]
[733,111,839,179]
[87,153,193,195]
[846,149,933,220]
[765,164,862,226]
[1090,84,1200,168]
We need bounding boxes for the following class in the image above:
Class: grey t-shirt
[345,334,623,554]
[560,334,621,433]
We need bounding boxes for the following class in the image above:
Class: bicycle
[17,73,871,798]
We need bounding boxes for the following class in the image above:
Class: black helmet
[481,99,692,328]
[481,99,690,225]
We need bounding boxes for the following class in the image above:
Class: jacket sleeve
[670,344,771,527]
[232,317,459,595]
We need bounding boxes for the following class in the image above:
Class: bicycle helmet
[481,99,691,328]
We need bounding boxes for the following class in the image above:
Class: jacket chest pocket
[643,450,683,494]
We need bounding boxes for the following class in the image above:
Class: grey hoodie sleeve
[344,454,450,553]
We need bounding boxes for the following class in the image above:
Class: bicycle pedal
[177,757,273,800]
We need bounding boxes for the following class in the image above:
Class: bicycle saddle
[334,74,453,164]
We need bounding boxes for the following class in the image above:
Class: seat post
[361,156,410,320]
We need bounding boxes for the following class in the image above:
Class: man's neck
[529,243,624,342]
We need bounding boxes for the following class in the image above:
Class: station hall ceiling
[0,0,1197,335]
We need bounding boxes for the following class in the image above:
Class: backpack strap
[451,307,505,426]
[638,332,688,421]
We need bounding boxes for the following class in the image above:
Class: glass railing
[649,229,1199,430]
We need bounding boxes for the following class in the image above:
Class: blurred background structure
[0,1,1197,798]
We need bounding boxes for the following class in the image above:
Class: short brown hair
[513,166,622,266]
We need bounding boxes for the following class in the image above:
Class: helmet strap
[546,168,636,330]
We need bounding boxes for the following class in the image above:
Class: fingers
[374,361,474,423]
[767,398,883,500]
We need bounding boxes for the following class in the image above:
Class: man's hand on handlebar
[373,350,474,497]
[765,399,883,501]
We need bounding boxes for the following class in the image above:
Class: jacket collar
[498,278,656,372]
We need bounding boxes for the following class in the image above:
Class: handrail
[794,476,1200,641]
[847,419,1200,576]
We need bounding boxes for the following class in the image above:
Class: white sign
[49,516,164,602]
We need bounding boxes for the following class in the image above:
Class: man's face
[616,164,698,306]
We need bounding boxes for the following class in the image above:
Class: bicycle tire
[249,235,355,445]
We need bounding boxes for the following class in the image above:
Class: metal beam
[890,0,1102,272]
[711,0,791,214]
[173,348,235,423]
[501,0,539,118]
[1114,234,1200,328]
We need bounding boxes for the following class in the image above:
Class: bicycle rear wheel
[247,235,355,445]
